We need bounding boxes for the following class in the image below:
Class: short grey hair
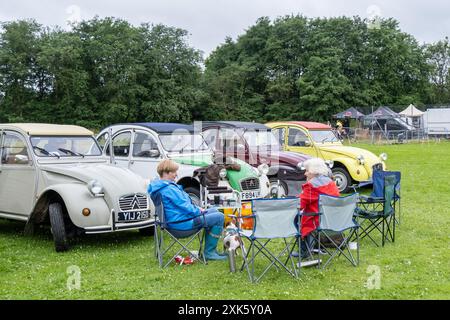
[303,158,330,176]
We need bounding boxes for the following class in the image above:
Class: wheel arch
[25,190,68,234]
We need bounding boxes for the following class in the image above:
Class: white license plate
[118,210,150,222]
[240,190,261,200]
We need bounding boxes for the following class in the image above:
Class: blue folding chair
[238,198,301,283]
[370,170,401,224]
[152,193,207,268]
[355,174,397,247]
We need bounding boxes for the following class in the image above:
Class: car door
[106,130,132,169]
[129,129,162,180]
[0,130,36,219]
[285,127,318,157]
[271,126,287,149]
[218,128,248,163]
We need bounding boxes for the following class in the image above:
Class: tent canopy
[333,107,365,119]
[399,104,424,117]
[364,106,400,120]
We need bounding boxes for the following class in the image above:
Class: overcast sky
[1,0,449,58]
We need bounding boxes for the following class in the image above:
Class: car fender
[35,184,112,229]
[268,164,305,181]
[332,157,370,182]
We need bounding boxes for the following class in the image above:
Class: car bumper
[84,210,155,234]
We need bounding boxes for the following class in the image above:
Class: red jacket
[299,177,340,237]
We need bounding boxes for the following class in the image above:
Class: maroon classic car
[199,121,312,197]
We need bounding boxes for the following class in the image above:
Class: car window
[218,128,246,152]
[97,132,109,151]
[111,132,131,157]
[132,131,160,158]
[288,128,309,147]
[203,128,218,151]
[272,128,286,147]
[1,133,30,165]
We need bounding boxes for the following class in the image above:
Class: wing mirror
[14,154,31,165]
[304,140,312,147]
[149,149,160,158]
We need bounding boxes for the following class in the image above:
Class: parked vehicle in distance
[0,123,154,252]
[266,121,387,193]
[199,121,311,197]
[96,123,271,204]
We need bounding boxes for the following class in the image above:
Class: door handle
[130,161,135,165]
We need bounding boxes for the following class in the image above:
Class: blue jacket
[148,179,200,230]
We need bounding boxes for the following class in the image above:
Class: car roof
[132,123,195,133]
[268,121,332,130]
[1,123,93,136]
[201,121,270,131]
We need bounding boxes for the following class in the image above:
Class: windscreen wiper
[58,148,85,158]
[33,146,60,158]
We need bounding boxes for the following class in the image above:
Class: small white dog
[223,221,241,254]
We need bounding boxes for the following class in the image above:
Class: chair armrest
[358,195,384,203]
[300,212,321,217]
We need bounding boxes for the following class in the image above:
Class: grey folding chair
[308,193,360,269]
[239,198,301,283]
[152,193,207,268]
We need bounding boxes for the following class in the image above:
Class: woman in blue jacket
[148,159,226,261]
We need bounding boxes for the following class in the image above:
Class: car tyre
[332,167,352,193]
[269,178,288,198]
[49,202,69,252]
[185,187,201,206]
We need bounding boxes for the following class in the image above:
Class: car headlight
[356,155,365,165]
[258,164,269,176]
[219,168,227,179]
[88,180,104,195]
[380,153,388,161]
[297,162,305,171]
[325,160,334,169]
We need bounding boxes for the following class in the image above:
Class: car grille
[241,178,260,191]
[373,163,383,171]
[119,194,149,211]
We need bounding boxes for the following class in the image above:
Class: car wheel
[269,178,288,198]
[332,167,352,193]
[49,202,69,252]
[184,187,201,206]
[138,227,155,236]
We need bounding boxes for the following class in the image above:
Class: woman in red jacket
[299,158,340,258]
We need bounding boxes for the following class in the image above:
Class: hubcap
[333,173,347,192]
[270,181,287,198]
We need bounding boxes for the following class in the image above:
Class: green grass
[1,141,449,299]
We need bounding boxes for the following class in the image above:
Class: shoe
[297,259,321,268]
[312,248,326,255]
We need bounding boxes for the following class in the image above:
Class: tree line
[1,16,449,129]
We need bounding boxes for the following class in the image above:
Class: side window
[219,128,245,152]
[288,128,309,147]
[1,133,30,165]
[97,132,109,151]
[202,128,218,151]
[132,131,160,158]
[111,132,131,157]
[272,128,286,147]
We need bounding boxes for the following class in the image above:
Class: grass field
[0,141,449,300]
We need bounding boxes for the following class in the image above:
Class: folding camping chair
[238,198,301,283]
[355,174,397,247]
[302,193,360,269]
[370,170,401,224]
[152,193,207,268]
